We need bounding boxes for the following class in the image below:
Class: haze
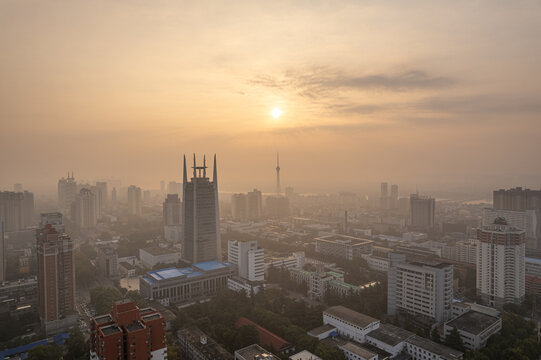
[1,0,540,196]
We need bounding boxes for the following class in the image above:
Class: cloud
[420,94,541,114]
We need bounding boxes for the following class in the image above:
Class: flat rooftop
[289,350,322,360]
[235,344,280,360]
[126,321,145,332]
[339,342,377,359]
[193,260,229,272]
[101,325,121,336]
[142,313,162,321]
[446,310,500,335]
[316,234,372,245]
[407,335,463,360]
[94,314,113,325]
[144,261,231,283]
[308,324,336,337]
[367,323,414,346]
[178,327,233,359]
[324,305,379,329]
[141,246,179,256]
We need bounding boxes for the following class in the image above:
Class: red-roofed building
[235,317,295,354]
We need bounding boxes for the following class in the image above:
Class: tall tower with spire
[276,152,281,195]
[182,154,221,263]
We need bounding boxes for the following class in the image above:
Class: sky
[1,0,540,196]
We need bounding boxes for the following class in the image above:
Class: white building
[361,246,391,272]
[315,235,373,260]
[228,240,264,281]
[444,310,502,350]
[365,323,414,357]
[264,252,305,274]
[338,342,377,360]
[476,217,525,307]
[127,185,142,216]
[289,350,322,360]
[323,305,380,343]
[227,276,263,297]
[405,335,463,360]
[139,247,181,269]
[387,253,453,324]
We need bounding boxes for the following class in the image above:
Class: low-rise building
[139,246,181,269]
[289,350,322,360]
[227,276,264,297]
[139,260,236,305]
[315,235,373,260]
[443,310,502,350]
[362,246,392,272]
[235,344,280,360]
[307,324,337,340]
[235,317,295,355]
[177,326,233,360]
[118,261,137,277]
[338,342,377,360]
[323,306,380,343]
[265,252,305,274]
[405,335,463,360]
[365,323,414,357]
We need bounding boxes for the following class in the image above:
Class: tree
[65,327,89,360]
[90,287,123,315]
[27,344,63,360]
[445,326,465,352]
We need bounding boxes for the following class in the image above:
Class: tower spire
[183,155,187,184]
[213,154,218,185]
[203,155,207,178]
[276,152,281,195]
[193,153,197,178]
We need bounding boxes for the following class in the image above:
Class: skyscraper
[36,213,76,334]
[70,188,97,228]
[275,152,281,195]
[380,182,389,209]
[231,193,248,220]
[58,172,77,211]
[0,191,24,232]
[410,193,435,231]
[96,181,108,205]
[182,154,221,263]
[128,185,142,216]
[476,217,525,307]
[246,189,263,220]
[390,184,399,209]
[163,194,182,243]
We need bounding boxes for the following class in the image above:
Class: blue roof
[0,333,69,360]
[193,260,228,272]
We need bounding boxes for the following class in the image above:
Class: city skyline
[1,1,541,194]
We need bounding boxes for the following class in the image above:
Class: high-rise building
[96,181,108,205]
[247,189,263,220]
[90,300,167,360]
[0,222,4,282]
[390,184,399,209]
[168,181,182,196]
[409,194,435,231]
[231,193,248,220]
[228,239,264,282]
[380,182,389,209]
[13,183,23,192]
[182,154,221,263]
[493,187,541,211]
[22,190,34,226]
[71,188,97,228]
[163,194,182,243]
[483,208,538,244]
[36,213,76,334]
[58,173,77,211]
[476,217,525,307]
[387,253,453,324]
[0,191,24,232]
[97,245,119,278]
[128,185,142,216]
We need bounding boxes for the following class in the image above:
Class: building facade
[70,188,97,228]
[182,154,221,263]
[476,217,525,307]
[410,194,435,231]
[58,173,77,212]
[128,185,142,216]
[323,305,380,343]
[228,240,264,281]
[90,300,167,360]
[315,235,373,261]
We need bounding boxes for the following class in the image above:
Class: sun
[271,108,283,119]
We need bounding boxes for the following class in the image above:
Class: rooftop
[339,342,377,359]
[308,324,336,337]
[177,326,233,360]
[142,313,162,321]
[316,234,372,245]
[446,310,501,335]
[143,261,232,283]
[101,325,121,336]
[141,246,179,256]
[407,335,463,360]
[126,321,145,332]
[193,260,229,272]
[324,305,379,329]
[236,317,292,352]
[235,344,280,360]
[94,314,113,325]
[289,350,323,360]
[367,323,414,346]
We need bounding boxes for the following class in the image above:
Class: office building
[70,188,97,228]
[0,222,4,282]
[95,181,108,205]
[476,217,525,307]
[247,189,263,220]
[58,173,77,211]
[178,326,233,360]
[387,253,453,324]
[323,305,380,343]
[264,252,305,274]
[443,309,501,350]
[128,185,142,216]
[228,239,264,281]
[90,300,167,360]
[36,213,76,335]
[0,191,34,232]
[168,181,182,196]
[380,182,389,209]
[163,194,182,243]
[410,194,435,231]
[139,260,235,306]
[315,234,373,260]
[97,245,119,278]
[182,154,221,263]
[231,193,248,220]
